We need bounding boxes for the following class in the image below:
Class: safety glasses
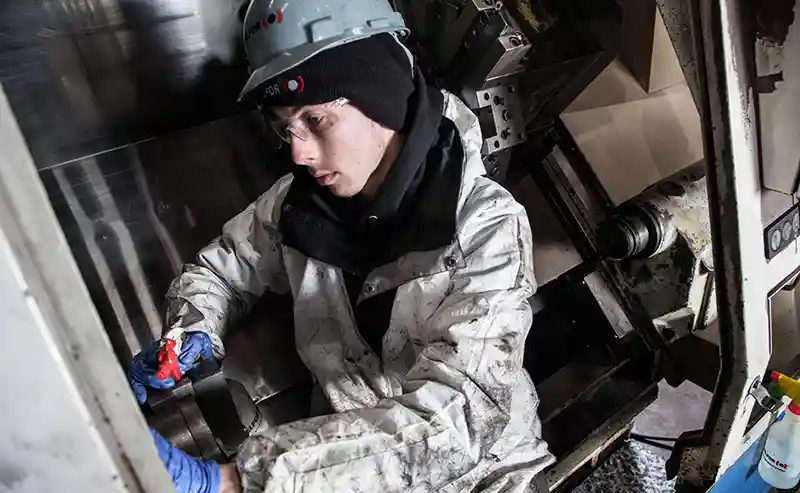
[262,98,349,143]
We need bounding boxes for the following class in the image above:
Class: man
[128,0,554,491]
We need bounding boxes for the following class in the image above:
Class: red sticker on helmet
[246,9,284,41]
[262,9,283,29]
[284,76,305,94]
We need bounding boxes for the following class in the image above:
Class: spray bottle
[758,372,800,488]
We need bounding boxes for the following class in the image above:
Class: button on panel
[765,204,800,260]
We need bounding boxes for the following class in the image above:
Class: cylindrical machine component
[597,168,711,263]
[598,202,677,260]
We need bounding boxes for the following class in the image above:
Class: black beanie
[254,34,415,131]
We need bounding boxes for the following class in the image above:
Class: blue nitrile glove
[151,428,221,493]
[129,332,215,404]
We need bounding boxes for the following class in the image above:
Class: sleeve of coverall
[163,179,291,358]
[237,181,540,492]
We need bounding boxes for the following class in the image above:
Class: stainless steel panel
[754,1,800,194]
[39,112,290,367]
[0,0,247,169]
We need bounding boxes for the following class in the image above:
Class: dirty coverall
[162,87,555,492]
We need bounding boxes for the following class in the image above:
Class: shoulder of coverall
[440,88,535,291]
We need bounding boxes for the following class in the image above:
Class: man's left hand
[150,428,223,493]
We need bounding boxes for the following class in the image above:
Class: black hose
[629,433,679,442]
[629,436,675,451]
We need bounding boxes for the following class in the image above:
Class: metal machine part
[451,11,531,90]
[749,382,785,415]
[0,0,251,170]
[399,0,621,161]
[398,0,534,155]
[475,82,528,154]
[764,203,800,260]
[507,123,669,487]
[0,0,291,366]
[429,0,495,68]
[753,0,800,195]
[0,83,175,492]
[147,360,259,461]
[146,295,314,459]
[599,203,678,261]
[596,168,716,341]
[147,293,313,459]
[399,0,535,86]
[664,0,800,488]
[599,167,711,265]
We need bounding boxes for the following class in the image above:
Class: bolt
[493,95,505,105]
[662,327,676,341]
[500,129,509,140]
[502,109,511,121]
[510,35,522,47]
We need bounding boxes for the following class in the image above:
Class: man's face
[268,101,395,197]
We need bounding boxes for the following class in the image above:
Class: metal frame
[524,125,666,351]
[0,84,172,491]
[674,0,800,485]
[517,125,667,489]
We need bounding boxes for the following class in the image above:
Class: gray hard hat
[238,0,409,102]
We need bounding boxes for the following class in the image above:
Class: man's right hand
[128,332,214,404]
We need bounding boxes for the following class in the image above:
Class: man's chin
[328,183,361,198]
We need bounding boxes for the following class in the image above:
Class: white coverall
[163,91,555,492]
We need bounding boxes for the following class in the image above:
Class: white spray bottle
[758,372,800,489]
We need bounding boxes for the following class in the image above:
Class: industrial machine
[1,0,799,491]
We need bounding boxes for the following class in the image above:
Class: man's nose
[290,136,319,166]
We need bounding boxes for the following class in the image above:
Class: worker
[128,0,554,491]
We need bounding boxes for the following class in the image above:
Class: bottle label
[762,449,791,473]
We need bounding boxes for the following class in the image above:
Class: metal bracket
[653,307,695,341]
[748,381,784,414]
[474,82,527,155]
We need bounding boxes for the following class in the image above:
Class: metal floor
[573,380,713,491]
